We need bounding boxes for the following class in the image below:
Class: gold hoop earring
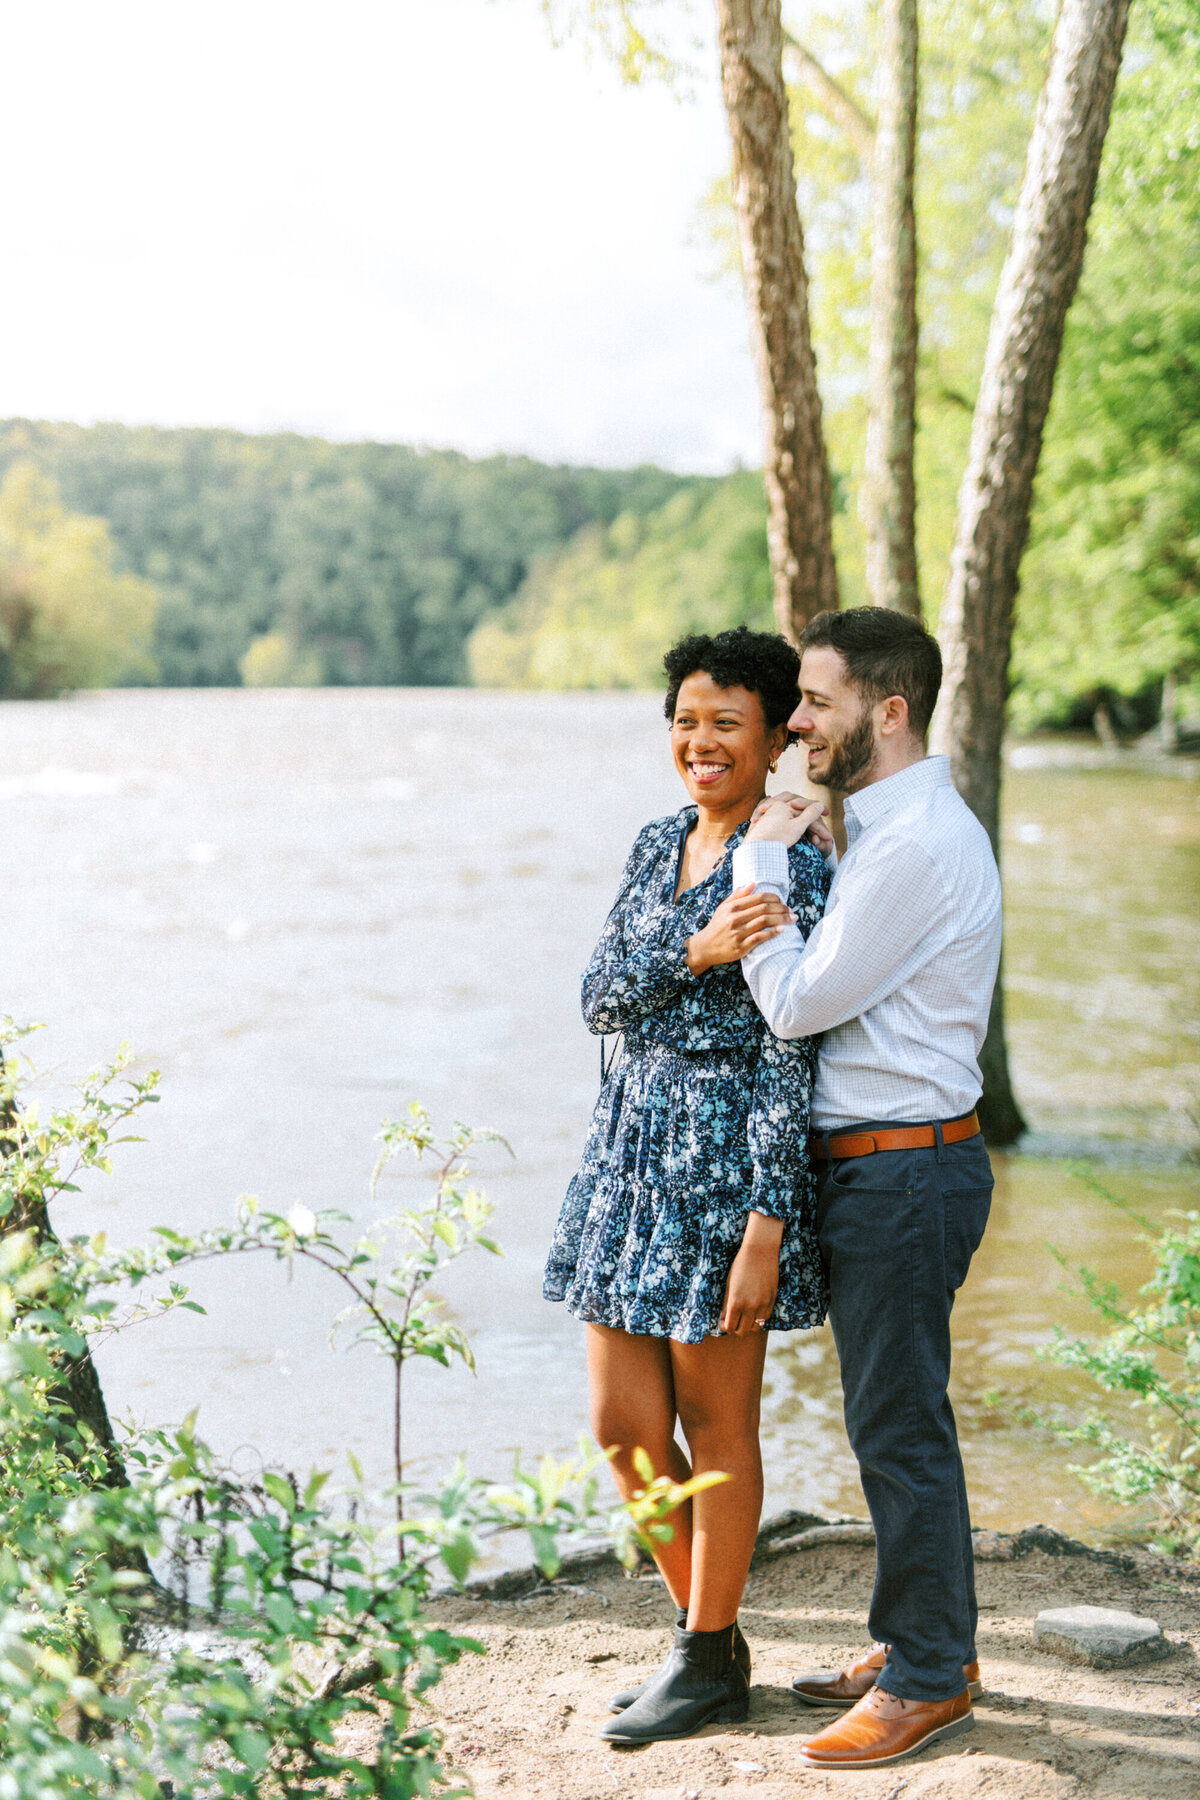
[768,757,779,774]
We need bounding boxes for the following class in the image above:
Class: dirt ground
[359,1528,1200,1800]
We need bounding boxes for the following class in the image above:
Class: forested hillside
[468,472,776,688]
[3,2,1197,730]
[0,422,691,688]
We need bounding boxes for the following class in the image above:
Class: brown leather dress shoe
[791,1643,982,1707]
[799,1685,973,1769]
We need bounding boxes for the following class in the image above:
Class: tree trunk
[976,955,1026,1148]
[0,1062,128,1485]
[932,0,1131,1145]
[862,0,921,617]
[715,0,840,640]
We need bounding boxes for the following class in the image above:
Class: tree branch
[781,29,875,163]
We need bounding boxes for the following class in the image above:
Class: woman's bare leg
[586,1322,694,1608]
[670,1330,768,1631]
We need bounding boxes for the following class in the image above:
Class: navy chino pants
[815,1130,994,1702]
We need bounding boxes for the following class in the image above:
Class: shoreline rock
[437,1510,1190,1603]
[1034,1603,1170,1667]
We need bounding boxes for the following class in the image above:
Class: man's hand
[686,884,794,973]
[746,794,831,851]
[719,1212,783,1335]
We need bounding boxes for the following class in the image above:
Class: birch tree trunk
[715,0,839,640]
[933,0,1131,1144]
[862,0,920,617]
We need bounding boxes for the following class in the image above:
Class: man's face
[790,646,879,793]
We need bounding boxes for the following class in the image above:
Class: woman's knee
[670,1336,766,1443]
[587,1326,676,1451]
[675,1402,759,1464]
[590,1396,672,1458]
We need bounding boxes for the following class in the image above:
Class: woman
[543,626,830,1744]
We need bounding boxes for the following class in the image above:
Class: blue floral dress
[543,808,830,1343]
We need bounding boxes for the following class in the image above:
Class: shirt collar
[842,755,951,844]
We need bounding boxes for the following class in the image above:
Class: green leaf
[230,1729,273,1772]
[432,1215,459,1250]
[529,1524,562,1579]
[262,1471,296,1512]
[304,1468,332,1508]
[631,1446,655,1484]
[263,1590,298,1635]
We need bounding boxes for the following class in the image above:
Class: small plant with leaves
[103,1103,508,1542]
[605,1448,730,1573]
[1031,1166,1200,1558]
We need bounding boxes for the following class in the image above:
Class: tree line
[0,421,690,694]
[2,0,1195,741]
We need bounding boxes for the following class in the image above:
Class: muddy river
[1,689,1196,1543]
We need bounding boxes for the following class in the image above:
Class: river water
[1,689,1197,1543]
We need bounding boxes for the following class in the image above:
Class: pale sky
[3,0,762,473]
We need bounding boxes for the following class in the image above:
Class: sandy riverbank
[342,1520,1200,1799]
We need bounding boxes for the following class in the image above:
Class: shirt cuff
[641,910,700,983]
[731,839,790,897]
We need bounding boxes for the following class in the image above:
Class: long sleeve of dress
[743,840,827,1221]
[744,1028,816,1222]
[581,834,697,1034]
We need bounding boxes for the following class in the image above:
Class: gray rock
[1033,1604,1169,1668]
[972,1529,1018,1561]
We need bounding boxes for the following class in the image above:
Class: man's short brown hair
[798,607,942,740]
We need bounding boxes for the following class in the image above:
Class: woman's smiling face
[670,672,784,813]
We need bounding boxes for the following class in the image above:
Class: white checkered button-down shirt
[730,756,1002,1131]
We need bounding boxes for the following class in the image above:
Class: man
[710,606,1002,1770]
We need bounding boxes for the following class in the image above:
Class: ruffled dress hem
[541,1275,825,1345]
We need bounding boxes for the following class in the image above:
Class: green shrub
[0,1023,710,1796]
[1034,1167,1200,1558]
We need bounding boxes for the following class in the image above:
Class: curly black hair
[662,626,801,740]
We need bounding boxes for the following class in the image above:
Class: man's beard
[820,708,877,792]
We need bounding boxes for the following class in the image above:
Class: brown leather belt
[810,1110,981,1161]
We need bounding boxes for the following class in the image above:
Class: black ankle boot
[608,1615,750,1713]
[601,1623,749,1743]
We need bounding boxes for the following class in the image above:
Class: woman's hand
[686,884,794,973]
[719,1212,783,1335]
[748,795,833,856]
